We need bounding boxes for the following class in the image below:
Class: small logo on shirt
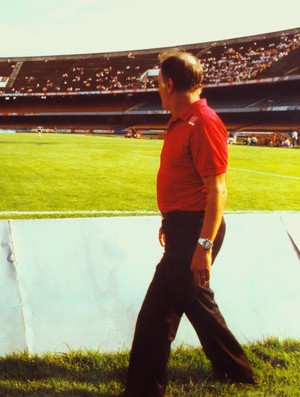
[188,116,199,126]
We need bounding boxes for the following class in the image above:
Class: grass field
[0,133,299,219]
[0,338,299,396]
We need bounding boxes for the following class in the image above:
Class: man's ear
[166,77,174,94]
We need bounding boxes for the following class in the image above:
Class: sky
[0,0,299,58]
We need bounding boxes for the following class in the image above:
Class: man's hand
[158,226,166,247]
[190,244,212,287]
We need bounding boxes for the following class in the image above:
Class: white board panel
[0,213,298,354]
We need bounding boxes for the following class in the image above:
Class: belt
[161,210,205,220]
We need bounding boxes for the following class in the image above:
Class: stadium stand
[0,28,299,136]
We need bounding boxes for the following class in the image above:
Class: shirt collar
[168,98,207,128]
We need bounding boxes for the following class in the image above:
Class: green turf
[227,143,299,211]
[0,133,299,219]
[0,338,299,396]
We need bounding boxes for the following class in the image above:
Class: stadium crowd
[0,30,299,96]
[201,31,300,83]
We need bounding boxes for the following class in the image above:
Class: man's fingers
[158,227,166,247]
[159,233,166,247]
[194,269,210,287]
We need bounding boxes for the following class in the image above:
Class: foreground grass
[0,133,299,219]
[0,338,299,396]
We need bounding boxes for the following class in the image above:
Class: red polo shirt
[157,99,228,213]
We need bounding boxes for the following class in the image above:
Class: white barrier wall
[0,213,299,355]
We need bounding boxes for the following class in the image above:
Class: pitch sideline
[229,167,300,180]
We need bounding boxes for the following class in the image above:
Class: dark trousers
[124,211,254,397]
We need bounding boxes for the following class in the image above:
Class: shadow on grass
[0,350,225,397]
[0,385,117,397]
[0,352,128,397]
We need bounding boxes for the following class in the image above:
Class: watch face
[199,238,213,249]
[203,240,212,249]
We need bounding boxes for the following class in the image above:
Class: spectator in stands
[132,128,142,138]
[264,138,273,147]
[228,132,235,144]
[251,136,258,145]
[124,129,133,138]
[122,49,254,397]
[291,129,298,147]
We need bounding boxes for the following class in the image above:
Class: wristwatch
[198,237,213,250]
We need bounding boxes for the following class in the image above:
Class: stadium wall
[0,213,299,355]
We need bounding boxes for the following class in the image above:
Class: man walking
[122,50,254,397]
